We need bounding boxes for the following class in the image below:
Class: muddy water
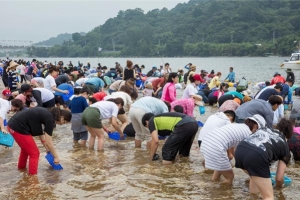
[1,104,300,200]
[1,55,300,199]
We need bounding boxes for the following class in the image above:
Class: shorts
[235,141,270,178]
[162,122,198,161]
[82,107,103,129]
[55,95,65,105]
[42,98,55,108]
[73,131,88,141]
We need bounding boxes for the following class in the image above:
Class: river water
[1,57,300,199]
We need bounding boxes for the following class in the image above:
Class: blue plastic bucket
[199,106,205,115]
[136,79,143,87]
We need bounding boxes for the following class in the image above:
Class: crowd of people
[1,58,300,199]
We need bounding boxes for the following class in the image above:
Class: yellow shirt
[208,76,220,89]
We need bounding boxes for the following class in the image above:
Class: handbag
[0,131,14,147]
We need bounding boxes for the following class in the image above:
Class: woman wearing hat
[235,118,292,199]
[142,83,154,97]
[7,61,19,91]
[182,74,203,99]
[285,68,295,82]
[200,114,266,185]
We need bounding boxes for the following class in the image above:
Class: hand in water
[119,133,124,139]
[63,90,69,94]
[54,157,60,165]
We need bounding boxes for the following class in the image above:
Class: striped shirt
[200,123,251,171]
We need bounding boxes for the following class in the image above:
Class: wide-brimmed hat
[285,68,292,72]
[241,89,253,96]
[145,83,153,89]
[8,61,18,69]
[246,114,266,129]
[190,65,196,71]
[192,94,203,102]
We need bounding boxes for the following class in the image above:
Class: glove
[152,154,159,161]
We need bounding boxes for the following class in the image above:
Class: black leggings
[20,75,26,83]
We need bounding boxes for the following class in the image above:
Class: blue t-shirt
[85,77,104,88]
[54,83,74,96]
[225,91,244,100]
[131,96,169,115]
[69,96,88,113]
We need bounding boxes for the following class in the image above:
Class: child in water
[69,86,90,145]
[143,83,154,97]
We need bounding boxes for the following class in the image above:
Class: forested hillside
[28,0,300,57]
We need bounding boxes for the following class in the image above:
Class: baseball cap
[193,74,201,81]
[2,89,12,96]
[246,114,266,129]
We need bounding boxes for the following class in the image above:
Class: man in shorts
[142,112,198,164]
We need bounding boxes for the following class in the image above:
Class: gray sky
[2,0,189,43]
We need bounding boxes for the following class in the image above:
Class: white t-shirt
[273,104,284,125]
[17,64,26,75]
[44,75,57,93]
[90,101,119,119]
[0,98,10,121]
[75,78,88,86]
[103,91,132,107]
[32,77,46,87]
[198,112,231,141]
[182,83,198,99]
[32,88,55,102]
[109,80,125,91]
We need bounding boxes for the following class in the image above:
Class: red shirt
[151,78,164,91]
[271,75,285,85]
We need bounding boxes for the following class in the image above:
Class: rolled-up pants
[8,126,40,175]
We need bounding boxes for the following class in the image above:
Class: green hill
[28,0,300,57]
[34,32,86,46]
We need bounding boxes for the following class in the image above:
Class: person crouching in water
[200,114,265,185]
[235,118,292,200]
[142,112,198,164]
[7,107,71,175]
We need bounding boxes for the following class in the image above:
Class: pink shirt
[170,98,194,117]
[161,82,176,103]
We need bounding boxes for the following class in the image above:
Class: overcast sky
[2,0,189,43]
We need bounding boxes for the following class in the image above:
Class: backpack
[183,71,191,84]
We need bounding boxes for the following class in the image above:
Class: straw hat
[145,83,153,89]
[8,61,18,69]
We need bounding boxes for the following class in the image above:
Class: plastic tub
[270,172,292,186]
[0,131,14,147]
[45,152,63,170]
[108,132,126,140]
[197,121,204,127]
[62,87,74,102]
[199,106,205,115]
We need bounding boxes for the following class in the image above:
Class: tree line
[27,0,300,57]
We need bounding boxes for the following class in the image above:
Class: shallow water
[1,57,300,199]
[1,106,300,200]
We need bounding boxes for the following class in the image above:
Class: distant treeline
[28,0,300,57]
